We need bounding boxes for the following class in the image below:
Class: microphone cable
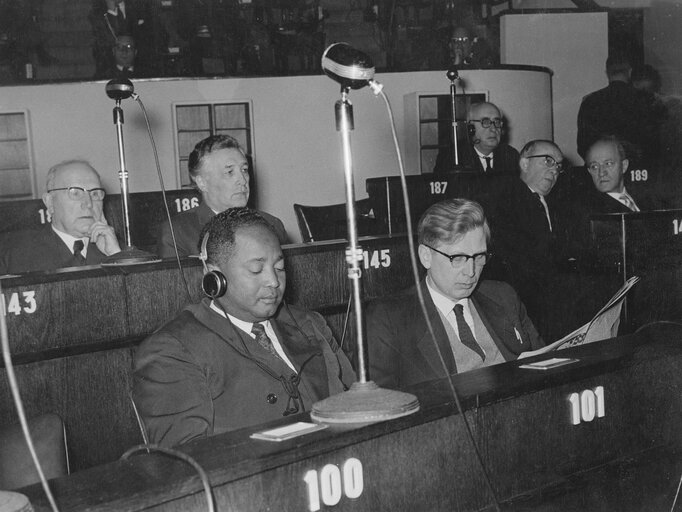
[373,83,502,512]
[0,280,60,512]
[121,444,214,512]
[131,92,192,302]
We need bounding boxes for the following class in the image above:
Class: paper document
[518,276,640,358]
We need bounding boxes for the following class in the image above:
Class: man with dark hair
[0,160,121,274]
[434,101,519,174]
[156,134,287,258]
[135,207,354,447]
[366,198,543,390]
[577,55,658,166]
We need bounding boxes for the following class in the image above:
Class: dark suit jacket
[585,188,662,214]
[577,81,659,163]
[434,143,519,174]
[366,280,543,390]
[0,226,107,275]
[133,299,356,447]
[156,202,288,258]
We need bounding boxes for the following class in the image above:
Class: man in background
[0,160,121,274]
[434,102,519,174]
[156,134,287,258]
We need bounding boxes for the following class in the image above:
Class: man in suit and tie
[433,102,519,174]
[156,134,287,258]
[0,160,121,275]
[366,198,543,390]
[134,208,355,447]
[584,135,658,213]
[486,140,574,341]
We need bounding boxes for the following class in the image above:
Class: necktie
[453,304,485,361]
[619,194,638,212]
[72,240,86,265]
[484,157,492,172]
[251,323,279,357]
[534,192,552,231]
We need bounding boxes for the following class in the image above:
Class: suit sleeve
[366,300,402,389]
[133,332,214,447]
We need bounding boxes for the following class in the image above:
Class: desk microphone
[105,78,134,101]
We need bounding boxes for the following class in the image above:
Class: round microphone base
[101,246,161,266]
[310,381,419,424]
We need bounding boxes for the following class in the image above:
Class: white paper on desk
[518,276,640,359]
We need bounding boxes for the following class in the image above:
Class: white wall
[500,12,608,165]
[0,69,551,241]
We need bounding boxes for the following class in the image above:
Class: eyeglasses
[47,187,106,201]
[424,244,492,269]
[114,43,135,52]
[525,154,564,174]
[470,117,504,129]
[587,160,617,174]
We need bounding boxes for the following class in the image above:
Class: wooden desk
[0,235,414,471]
[590,209,682,328]
[20,323,682,511]
[365,173,515,234]
[0,189,201,253]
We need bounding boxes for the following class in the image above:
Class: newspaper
[518,276,640,358]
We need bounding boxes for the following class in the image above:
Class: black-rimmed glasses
[469,117,503,129]
[525,154,564,174]
[424,244,492,269]
[47,187,106,201]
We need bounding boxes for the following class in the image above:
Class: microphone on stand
[101,78,159,266]
[311,43,419,425]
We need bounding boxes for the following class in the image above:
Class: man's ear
[621,158,630,175]
[42,192,53,214]
[418,244,432,269]
[194,173,207,193]
[519,157,529,174]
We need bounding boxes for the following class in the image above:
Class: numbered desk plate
[519,358,578,370]
[251,422,328,442]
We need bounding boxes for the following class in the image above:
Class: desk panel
[20,324,682,511]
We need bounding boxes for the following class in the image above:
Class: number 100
[303,458,363,511]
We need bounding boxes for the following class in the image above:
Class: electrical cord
[0,280,60,512]
[374,84,501,512]
[121,444,215,512]
[132,93,192,302]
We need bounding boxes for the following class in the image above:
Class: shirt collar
[474,147,493,160]
[51,226,89,256]
[425,275,471,317]
[209,300,269,337]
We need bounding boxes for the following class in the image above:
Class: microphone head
[321,42,375,90]
[105,78,134,100]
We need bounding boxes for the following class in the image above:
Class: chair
[293,198,382,243]
[0,414,69,490]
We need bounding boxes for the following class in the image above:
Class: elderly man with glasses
[0,160,121,275]
[366,198,543,389]
[486,139,576,341]
[434,102,520,174]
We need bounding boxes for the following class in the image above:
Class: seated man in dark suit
[0,160,121,275]
[366,198,543,390]
[156,134,287,258]
[584,135,661,213]
[434,102,519,174]
[486,140,573,341]
[135,208,355,447]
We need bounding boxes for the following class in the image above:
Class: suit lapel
[413,281,458,376]
[471,287,524,360]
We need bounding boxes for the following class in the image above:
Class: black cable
[121,444,214,512]
[132,93,192,302]
[375,85,501,512]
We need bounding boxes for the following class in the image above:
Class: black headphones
[199,230,228,298]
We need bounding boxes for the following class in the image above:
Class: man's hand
[89,219,121,256]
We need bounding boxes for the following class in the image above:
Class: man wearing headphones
[134,208,355,447]
[433,101,519,174]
